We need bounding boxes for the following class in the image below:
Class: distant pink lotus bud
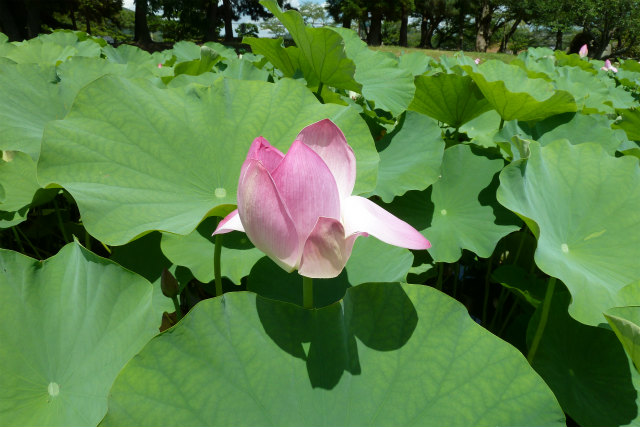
[214,119,431,278]
[579,44,588,58]
[601,59,618,73]
[474,58,481,65]
[157,63,162,68]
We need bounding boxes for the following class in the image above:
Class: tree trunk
[134,0,152,43]
[222,0,233,41]
[554,29,563,50]
[69,7,77,31]
[85,16,91,34]
[420,16,431,48]
[474,0,492,52]
[458,0,465,50]
[0,0,24,41]
[399,6,408,47]
[498,18,520,53]
[24,0,42,38]
[367,9,382,46]
[204,0,218,42]
[342,15,351,28]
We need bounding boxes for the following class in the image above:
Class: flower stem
[499,118,505,130]
[315,82,324,103]
[481,254,494,325]
[527,276,556,364]
[435,263,443,291]
[171,296,183,321]
[214,234,223,297]
[302,276,313,309]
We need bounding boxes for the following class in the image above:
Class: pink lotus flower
[579,44,588,58]
[474,58,481,65]
[157,63,163,68]
[213,119,431,278]
[601,59,618,72]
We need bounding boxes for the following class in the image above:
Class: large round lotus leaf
[0,242,158,427]
[368,111,444,202]
[244,37,300,78]
[160,217,263,284]
[0,63,67,158]
[101,283,564,427]
[497,140,640,326]
[605,304,640,373]
[529,289,640,427]
[496,112,625,155]
[328,26,415,116]
[4,38,76,64]
[38,75,377,245]
[408,73,492,128]
[462,60,576,122]
[262,1,359,92]
[382,144,520,263]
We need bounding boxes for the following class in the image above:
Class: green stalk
[11,227,25,253]
[315,82,324,103]
[16,227,41,259]
[498,297,519,337]
[527,276,556,363]
[481,254,494,325]
[302,276,313,309]
[172,296,183,321]
[435,262,444,291]
[489,287,508,331]
[452,262,460,298]
[499,118,505,130]
[53,196,69,243]
[214,234,223,297]
[84,229,92,251]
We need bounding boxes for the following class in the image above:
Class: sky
[122,0,325,37]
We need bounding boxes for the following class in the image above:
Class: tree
[260,16,286,38]
[237,22,258,38]
[134,0,151,42]
[413,0,455,48]
[299,1,327,27]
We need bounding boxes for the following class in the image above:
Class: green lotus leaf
[0,151,41,212]
[462,60,576,122]
[56,56,154,108]
[0,63,67,158]
[243,37,299,78]
[497,140,640,326]
[39,75,377,245]
[247,237,414,307]
[101,283,564,426]
[497,112,625,155]
[160,217,263,284]
[203,41,238,60]
[554,51,597,72]
[172,46,221,78]
[615,108,640,141]
[492,264,546,307]
[409,73,492,128]
[329,26,414,116]
[109,231,178,317]
[553,66,635,114]
[0,242,158,426]
[368,111,444,202]
[398,52,434,76]
[529,289,640,427]
[169,40,202,62]
[261,0,359,92]
[102,43,156,65]
[382,144,520,263]
[220,57,270,81]
[605,304,640,373]
[3,31,100,64]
